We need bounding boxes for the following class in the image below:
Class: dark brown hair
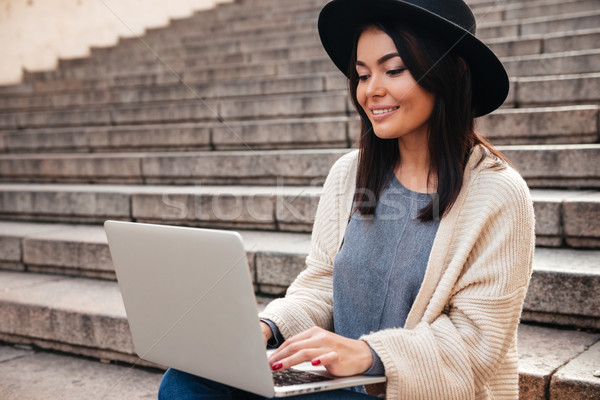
[349,20,506,221]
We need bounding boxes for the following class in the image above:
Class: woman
[159,0,535,398]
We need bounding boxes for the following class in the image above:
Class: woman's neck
[395,137,437,194]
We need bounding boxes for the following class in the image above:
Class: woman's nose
[365,73,386,97]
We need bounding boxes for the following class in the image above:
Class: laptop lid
[104,220,276,397]
[105,220,386,398]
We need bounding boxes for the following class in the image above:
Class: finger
[271,347,323,371]
[268,335,325,365]
[269,331,307,358]
[311,351,338,367]
[269,327,326,362]
[276,327,322,351]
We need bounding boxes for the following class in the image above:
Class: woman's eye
[357,74,369,82]
[387,68,406,76]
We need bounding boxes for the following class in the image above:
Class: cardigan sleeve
[258,151,357,340]
[361,166,536,399]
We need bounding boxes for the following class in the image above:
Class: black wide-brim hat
[318,0,509,117]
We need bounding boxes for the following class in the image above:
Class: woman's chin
[372,130,400,141]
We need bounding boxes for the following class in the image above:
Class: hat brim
[318,0,509,117]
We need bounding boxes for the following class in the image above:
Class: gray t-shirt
[333,171,440,375]
[263,171,440,379]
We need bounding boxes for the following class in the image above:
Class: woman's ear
[458,57,467,77]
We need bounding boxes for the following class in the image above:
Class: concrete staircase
[0,0,599,398]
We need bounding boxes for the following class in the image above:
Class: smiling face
[355,27,435,143]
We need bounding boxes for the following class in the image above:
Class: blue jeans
[158,368,379,400]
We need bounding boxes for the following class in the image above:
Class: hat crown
[393,0,476,34]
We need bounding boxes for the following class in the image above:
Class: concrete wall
[0,0,232,85]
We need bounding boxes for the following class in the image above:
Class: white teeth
[372,107,398,115]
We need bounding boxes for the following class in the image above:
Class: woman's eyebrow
[356,52,402,67]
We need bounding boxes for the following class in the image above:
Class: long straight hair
[349,21,506,222]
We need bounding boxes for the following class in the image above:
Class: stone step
[1,70,599,129]
[177,8,600,47]
[522,247,600,331]
[117,13,598,66]
[183,29,319,56]
[97,26,600,72]
[77,1,600,65]
[22,9,600,84]
[487,28,600,58]
[122,6,600,51]
[24,22,315,80]
[0,269,275,365]
[503,49,600,77]
[0,183,324,231]
[0,270,137,364]
[515,72,600,106]
[156,0,554,39]
[1,105,595,154]
[0,148,347,185]
[532,190,600,248]
[547,339,600,399]
[27,71,184,97]
[476,105,599,145]
[0,184,597,247]
[53,26,600,80]
[76,0,597,65]
[467,0,523,5]
[0,284,599,398]
[180,0,324,24]
[4,67,597,119]
[155,6,322,36]
[1,220,598,328]
[21,37,600,85]
[0,344,162,399]
[0,221,311,290]
[0,145,598,188]
[12,0,589,80]
[137,39,328,71]
[171,0,327,25]
[23,11,594,89]
[1,331,599,400]
[0,83,34,97]
[11,54,599,106]
[476,9,600,40]
[0,71,340,112]
[517,324,600,400]
[180,22,600,63]
[94,27,318,64]
[5,46,600,112]
[0,92,349,129]
[0,117,351,154]
[0,269,599,396]
[165,0,591,32]
[499,144,600,189]
[495,0,600,21]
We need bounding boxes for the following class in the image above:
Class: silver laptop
[104,220,386,398]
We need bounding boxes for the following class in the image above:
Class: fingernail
[272,362,283,371]
[311,359,321,366]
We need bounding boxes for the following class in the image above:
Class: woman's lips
[370,106,399,121]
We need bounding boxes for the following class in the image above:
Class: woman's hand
[260,321,273,347]
[267,326,373,377]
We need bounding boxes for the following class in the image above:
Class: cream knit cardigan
[259,145,535,399]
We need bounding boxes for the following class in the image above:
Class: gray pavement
[0,345,162,400]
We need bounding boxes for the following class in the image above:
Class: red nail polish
[311,359,321,366]
[272,362,283,371]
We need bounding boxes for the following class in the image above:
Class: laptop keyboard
[272,368,334,387]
